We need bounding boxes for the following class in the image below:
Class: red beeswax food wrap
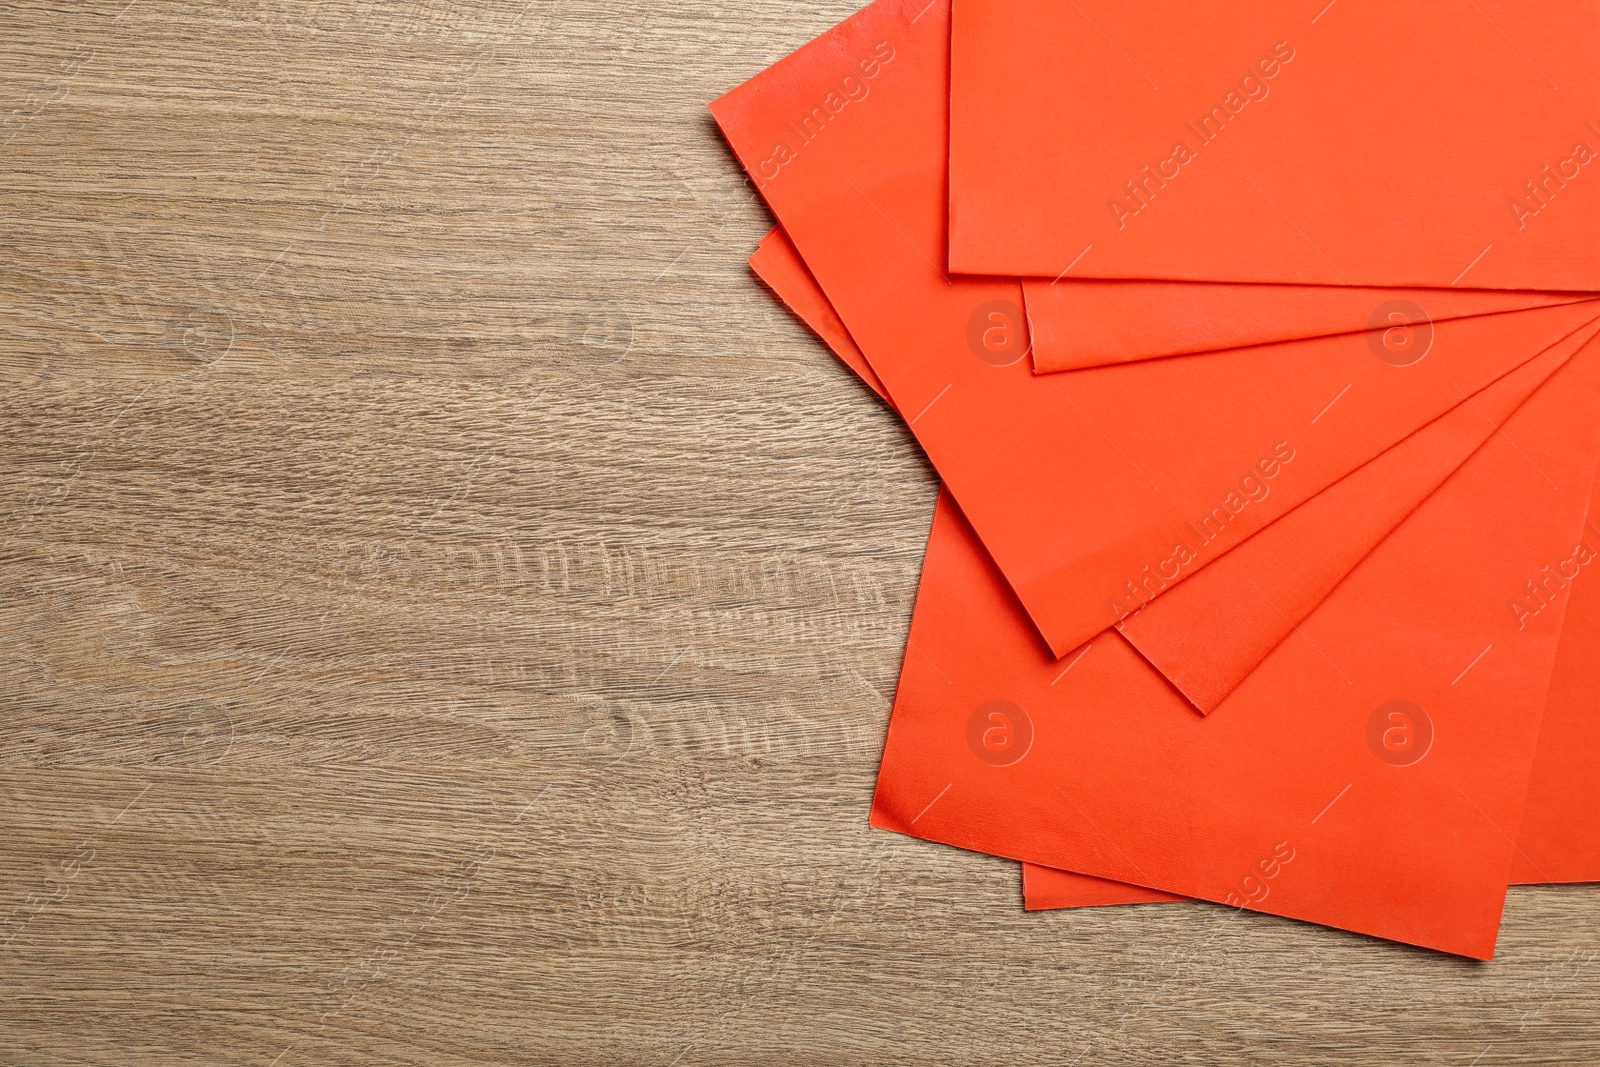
[749,223,1600,714]
[1023,279,1588,373]
[751,229,1600,914]
[710,0,1600,656]
[948,0,1600,289]
[869,339,1600,957]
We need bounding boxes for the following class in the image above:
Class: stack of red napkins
[711,0,1600,958]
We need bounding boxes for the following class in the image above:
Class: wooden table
[3,2,1598,1063]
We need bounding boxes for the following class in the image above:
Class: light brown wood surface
[3,2,1599,1063]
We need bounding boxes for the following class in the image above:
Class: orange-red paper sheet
[753,228,1600,917]
[735,10,1591,376]
[1023,279,1587,372]
[711,0,1600,658]
[1029,467,1600,909]
[751,228,892,406]
[868,336,1600,956]
[949,0,1600,289]
[752,237,1175,914]
[1118,323,1597,713]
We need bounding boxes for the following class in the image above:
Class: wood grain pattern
[2,2,1598,1063]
